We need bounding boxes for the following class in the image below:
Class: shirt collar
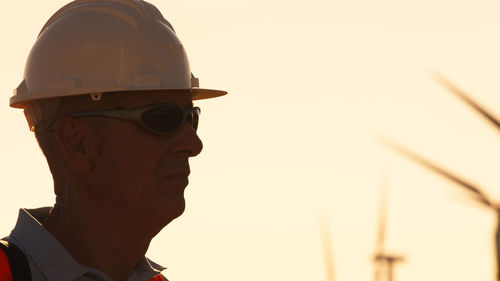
[125,258,166,281]
[10,208,88,281]
[81,258,165,281]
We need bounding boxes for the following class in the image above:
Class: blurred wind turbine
[320,212,335,281]
[373,174,405,281]
[379,137,500,280]
[379,72,500,280]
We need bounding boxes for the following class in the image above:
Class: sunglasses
[49,103,200,135]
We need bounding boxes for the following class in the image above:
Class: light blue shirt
[5,208,166,281]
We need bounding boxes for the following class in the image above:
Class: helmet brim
[191,88,228,100]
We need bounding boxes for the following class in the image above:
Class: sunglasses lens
[141,105,184,133]
[192,110,199,131]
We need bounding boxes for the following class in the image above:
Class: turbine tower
[373,174,404,281]
[320,212,335,281]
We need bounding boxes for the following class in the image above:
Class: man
[2,0,226,280]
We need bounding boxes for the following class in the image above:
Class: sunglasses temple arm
[70,109,142,121]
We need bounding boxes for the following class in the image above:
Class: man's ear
[55,117,93,171]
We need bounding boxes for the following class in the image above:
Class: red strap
[0,249,12,281]
[148,275,164,281]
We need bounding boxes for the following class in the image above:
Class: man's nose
[173,123,203,157]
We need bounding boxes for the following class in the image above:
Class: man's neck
[43,202,158,281]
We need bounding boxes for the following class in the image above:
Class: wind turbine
[373,174,405,281]
[380,137,500,280]
[379,72,500,281]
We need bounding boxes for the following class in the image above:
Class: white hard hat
[10,0,227,109]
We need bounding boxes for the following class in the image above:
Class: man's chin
[158,200,186,224]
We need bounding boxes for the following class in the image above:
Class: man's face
[79,90,203,226]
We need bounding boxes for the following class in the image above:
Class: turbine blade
[433,72,500,131]
[377,136,493,207]
[449,190,495,210]
[320,212,335,281]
